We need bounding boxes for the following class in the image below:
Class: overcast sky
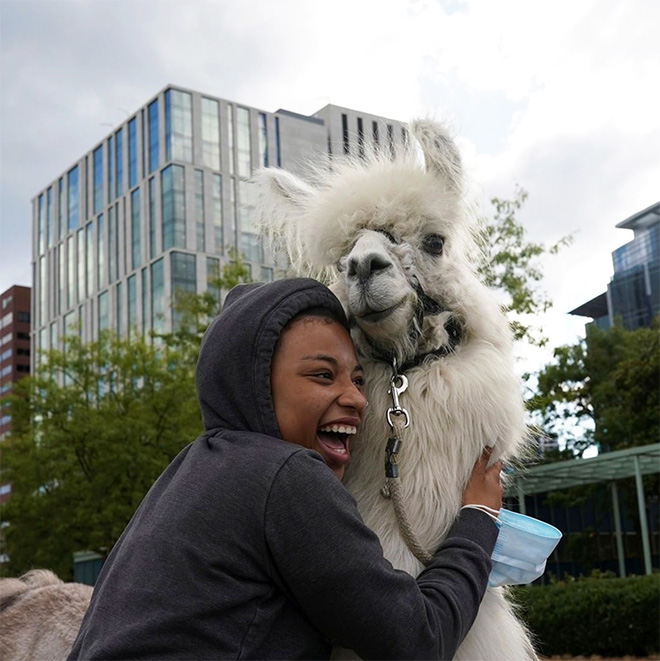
[1,0,658,368]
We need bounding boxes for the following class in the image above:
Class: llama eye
[422,234,445,255]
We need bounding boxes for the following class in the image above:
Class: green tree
[1,251,252,579]
[529,320,660,456]
[479,187,572,347]
[1,332,201,578]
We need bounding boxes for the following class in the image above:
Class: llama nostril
[348,253,392,280]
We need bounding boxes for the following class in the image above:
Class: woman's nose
[339,381,367,414]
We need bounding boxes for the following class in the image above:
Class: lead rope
[380,360,434,566]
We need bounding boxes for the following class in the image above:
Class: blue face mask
[463,505,562,587]
[489,508,562,587]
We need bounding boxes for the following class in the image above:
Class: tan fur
[257,119,538,660]
[0,570,92,661]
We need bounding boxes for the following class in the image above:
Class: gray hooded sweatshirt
[68,278,498,660]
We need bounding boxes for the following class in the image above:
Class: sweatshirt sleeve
[264,451,498,661]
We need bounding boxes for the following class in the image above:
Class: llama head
[256,120,507,367]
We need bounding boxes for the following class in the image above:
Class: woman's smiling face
[270,316,367,479]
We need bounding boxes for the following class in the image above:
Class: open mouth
[316,424,357,462]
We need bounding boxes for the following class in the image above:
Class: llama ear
[409,120,463,193]
[254,167,315,208]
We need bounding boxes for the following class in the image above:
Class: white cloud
[1,0,657,369]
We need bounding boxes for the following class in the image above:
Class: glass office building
[570,202,660,330]
[31,87,404,356]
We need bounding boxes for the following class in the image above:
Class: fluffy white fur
[256,120,537,660]
[0,569,92,660]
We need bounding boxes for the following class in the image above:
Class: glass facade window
[86,222,94,297]
[206,257,220,302]
[38,328,47,362]
[342,113,349,155]
[228,178,237,248]
[58,178,65,240]
[39,255,46,326]
[236,107,251,178]
[108,206,116,283]
[116,281,123,335]
[275,116,281,167]
[261,266,274,282]
[227,104,235,175]
[98,291,109,332]
[141,267,149,335]
[195,170,205,252]
[58,243,64,315]
[131,189,141,270]
[148,177,157,259]
[612,226,660,273]
[148,100,159,173]
[357,117,365,158]
[165,89,193,163]
[150,258,165,334]
[372,120,379,148]
[67,235,75,308]
[108,135,114,204]
[38,193,45,255]
[161,164,186,250]
[239,180,261,263]
[127,274,137,333]
[258,112,268,167]
[387,124,395,157]
[93,145,103,214]
[201,97,221,169]
[128,117,138,188]
[171,251,197,329]
[84,155,89,222]
[50,321,57,354]
[115,127,123,197]
[212,174,223,253]
[77,229,85,301]
[47,187,53,248]
[97,213,105,289]
[68,165,79,231]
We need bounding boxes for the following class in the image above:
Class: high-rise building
[0,285,31,519]
[31,86,404,360]
[0,285,31,442]
[570,202,660,330]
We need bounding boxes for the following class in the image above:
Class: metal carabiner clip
[386,372,410,428]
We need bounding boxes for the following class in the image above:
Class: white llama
[255,119,537,660]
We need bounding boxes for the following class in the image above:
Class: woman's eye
[313,372,333,380]
[353,376,365,387]
[422,233,445,255]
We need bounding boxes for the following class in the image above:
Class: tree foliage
[529,319,660,456]
[1,332,201,578]
[479,187,572,346]
[1,251,252,579]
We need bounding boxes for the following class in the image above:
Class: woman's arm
[264,450,499,661]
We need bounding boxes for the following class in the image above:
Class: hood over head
[196,278,349,436]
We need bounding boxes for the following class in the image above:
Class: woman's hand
[462,447,502,511]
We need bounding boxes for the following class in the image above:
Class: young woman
[69,278,502,660]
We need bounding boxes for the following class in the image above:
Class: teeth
[318,424,358,434]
